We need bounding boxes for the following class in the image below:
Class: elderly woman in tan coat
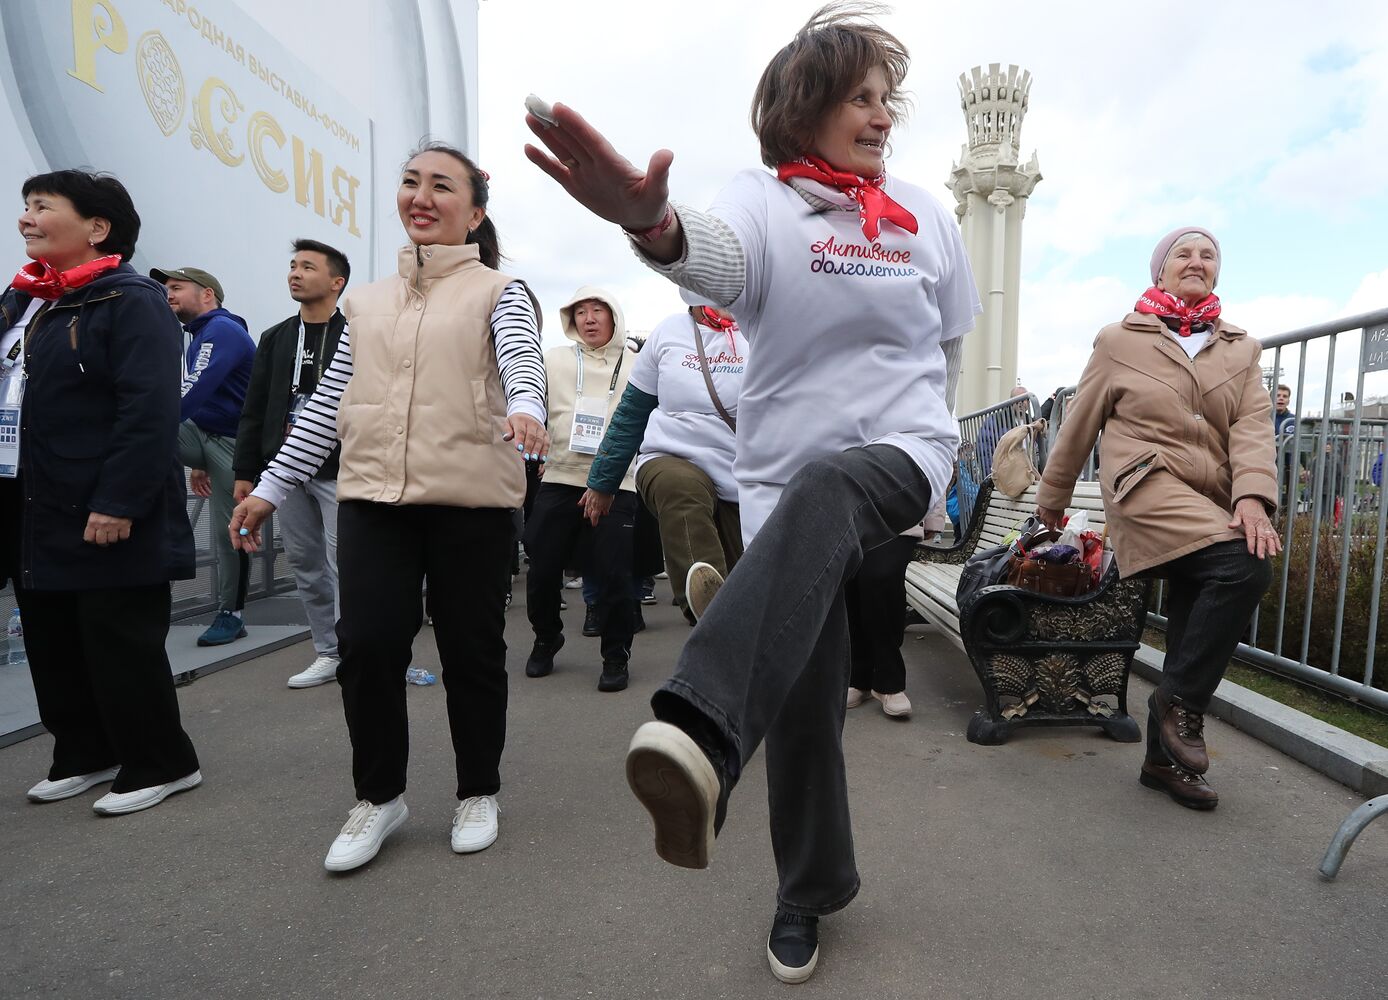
[1037,226,1279,811]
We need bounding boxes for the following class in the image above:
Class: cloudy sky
[473,0,1388,414]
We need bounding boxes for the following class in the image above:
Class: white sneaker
[685,562,725,622]
[287,655,340,689]
[27,767,119,803]
[874,690,912,719]
[655,571,669,580]
[564,576,583,590]
[324,796,409,872]
[451,794,499,854]
[92,770,202,815]
[845,687,868,709]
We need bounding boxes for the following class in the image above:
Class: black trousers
[524,483,637,664]
[846,535,917,695]
[1146,539,1272,763]
[17,582,199,793]
[336,500,513,804]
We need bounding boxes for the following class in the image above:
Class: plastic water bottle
[6,608,25,666]
[404,666,436,686]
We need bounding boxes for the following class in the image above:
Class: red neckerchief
[1134,286,1221,337]
[12,255,123,301]
[698,306,739,354]
[776,155,918,243]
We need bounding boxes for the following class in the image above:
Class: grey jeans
[654,445,932,916]
[179,421,247,612]
[276,476,340,658]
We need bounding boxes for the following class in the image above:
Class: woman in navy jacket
[10,169,199,816]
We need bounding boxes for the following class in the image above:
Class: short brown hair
[750,3,911,169]
[1276,384,1291,395]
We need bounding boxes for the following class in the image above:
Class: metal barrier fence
[953,392,1041,535]
[0,494,295,631]
[975,306,1388,712]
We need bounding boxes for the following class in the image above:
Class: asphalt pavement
[1,577,1385,1000]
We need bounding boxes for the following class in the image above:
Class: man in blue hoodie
[153,266,256,646]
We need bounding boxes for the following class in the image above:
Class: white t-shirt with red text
[628,312,746,502]
[708,169,981,540]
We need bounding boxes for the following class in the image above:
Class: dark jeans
[1146,539,1272,763]
[846,535,917,695]
[17,582,199,792]
[336,501,513,804]
[524,483,637,664]
[653,445,932,915]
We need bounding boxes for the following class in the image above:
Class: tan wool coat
[1037,312,1278,577]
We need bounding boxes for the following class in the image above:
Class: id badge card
[568,395,608,455]
[0,374,24,479]
[285,392,309,438]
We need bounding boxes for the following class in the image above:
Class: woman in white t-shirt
[581,301,747,624]
[525,6,979,984]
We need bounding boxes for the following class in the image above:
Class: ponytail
[467,215,502,270]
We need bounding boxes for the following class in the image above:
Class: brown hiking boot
[1139,758,1219,810]
[1152,690,1209,774]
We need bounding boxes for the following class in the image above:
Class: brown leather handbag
[1005,528,1095,597]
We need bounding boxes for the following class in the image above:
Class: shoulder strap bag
[690,323,736,433]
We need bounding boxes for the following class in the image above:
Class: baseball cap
[150,266,225,303]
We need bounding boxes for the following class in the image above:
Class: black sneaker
[640,578,658,605]
[766,911,819,984]
[525,634,564,678]
[582,604,600,637]
[598,659,629,692]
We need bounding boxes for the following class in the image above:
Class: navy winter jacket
[181,307,254,436]
[12,265,194,590]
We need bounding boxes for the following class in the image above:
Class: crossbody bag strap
[691,323,736,433]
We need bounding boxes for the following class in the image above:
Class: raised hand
[523,102,674,232]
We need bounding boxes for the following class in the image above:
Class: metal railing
[1005,306,1388,713]
[0,493,295,629]
[953,392,1041,535]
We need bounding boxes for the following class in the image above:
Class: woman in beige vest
[230,143,548,873]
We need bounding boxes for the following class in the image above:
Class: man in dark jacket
[154,266,256,646]
[233,240,348,688]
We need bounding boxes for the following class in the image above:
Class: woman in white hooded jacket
[524,286,638,692]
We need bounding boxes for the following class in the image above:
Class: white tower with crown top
[948,64,1042,413]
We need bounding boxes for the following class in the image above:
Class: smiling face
[397,150,483,247]
[573,299,614,349]
[288,250,342,305]
[809,65,893,176]
[18,190,109,271]
[1157,235,1220,305]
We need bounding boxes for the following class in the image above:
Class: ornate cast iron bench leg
[960,578,1151,745]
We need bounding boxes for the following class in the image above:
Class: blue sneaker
[197,610,247,647]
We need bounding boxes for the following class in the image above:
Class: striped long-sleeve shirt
[251,280,545,508]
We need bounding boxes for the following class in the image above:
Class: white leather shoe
[845,687,868,709]
[27,767,119,803]
[92,770,202,815]
[450,795,499,854]
[324,796,409,872]
[287,655,340,689]
[874,690,912,719]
